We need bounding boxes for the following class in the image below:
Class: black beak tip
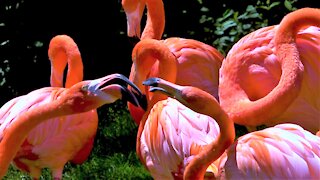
[143,77,160,86]
[121,87,148,111]
[138,94,147,111]
[128,36,140,47]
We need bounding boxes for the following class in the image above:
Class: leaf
[200,6,209,12]
[246,12,261,19]
[269,2,281,9]
[284,0,293,10]
[217,9,234,22]
[221,20,237,31]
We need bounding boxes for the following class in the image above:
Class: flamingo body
[140,98,220,179]
[219,14,320,133]
[130,39,222,179]
[219,123,320,179]
[1,35,99,179]
[219,8,320,133]
[162,37,223,99]
[0,87,97,178]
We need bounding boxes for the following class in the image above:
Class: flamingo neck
[132,39,177,165]
[0,95,72,178]
[131,39,177,95]
[226,8,320,126]
[65,54,83,88]
[183,92,235,179]
[141,0,165,40]
[48,35,83,88]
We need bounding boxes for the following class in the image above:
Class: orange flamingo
[8,35,99,179]
[130,39,221,179]
[143,77,320,179]
[218,7,320,133]
[121,0,224,124]
[0,73,146,179]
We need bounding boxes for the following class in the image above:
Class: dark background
[0,0,318,105]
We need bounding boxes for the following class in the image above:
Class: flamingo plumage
[121,0,224,124]
[6,35,99,179]
[218,7,320,133]
[0,73,146,179]
[143,77,320,179]
[130,39,221,179]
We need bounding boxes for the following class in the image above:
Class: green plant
[207,0,298,55]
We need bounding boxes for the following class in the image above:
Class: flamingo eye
[81,85,89,91]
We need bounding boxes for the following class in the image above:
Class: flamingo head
[61,73,147,113]
[143,77,220,115]
[121,0,146,39]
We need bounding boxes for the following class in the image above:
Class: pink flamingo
[143,77,320,179]
[218,7,320,133]
[6,35,98,179]
[121,0,224,124]
[0,73,145,179]
[131,39,221,179]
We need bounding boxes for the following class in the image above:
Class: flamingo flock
[0,2,319,180]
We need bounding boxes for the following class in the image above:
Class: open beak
[86,73,147,110]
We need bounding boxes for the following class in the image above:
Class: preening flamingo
[0,73,146,179]
[121,0,224,124]
[7,35,99,179]
[218,7,320,133]
[131,39,221,179]
[143,77,320,179]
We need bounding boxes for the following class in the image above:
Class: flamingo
[218,7,320,133]
[143,77,320,179]
[0,73,146,179]
[129,39,222,179]
[121,0,224,124]
[7,35,99,179]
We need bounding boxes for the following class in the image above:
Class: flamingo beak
[142,77,183,99]
[85,73,147,110]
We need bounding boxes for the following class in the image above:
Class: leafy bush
[207,0,297,55]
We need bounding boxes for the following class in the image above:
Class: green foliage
[212,5,266,55]
[61,152,151,179]
[195,0,298,55]
[5,152,151,179]
[94,101,138,156]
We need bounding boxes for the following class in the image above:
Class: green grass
[4,152,152,180]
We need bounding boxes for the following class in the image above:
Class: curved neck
[132,39,177,164]
[224,8,320,125]
[0,92,71,178]
[184,90,235,179]
[141,0,165,40]
[131,39,177,96]
[48,35,83,88]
